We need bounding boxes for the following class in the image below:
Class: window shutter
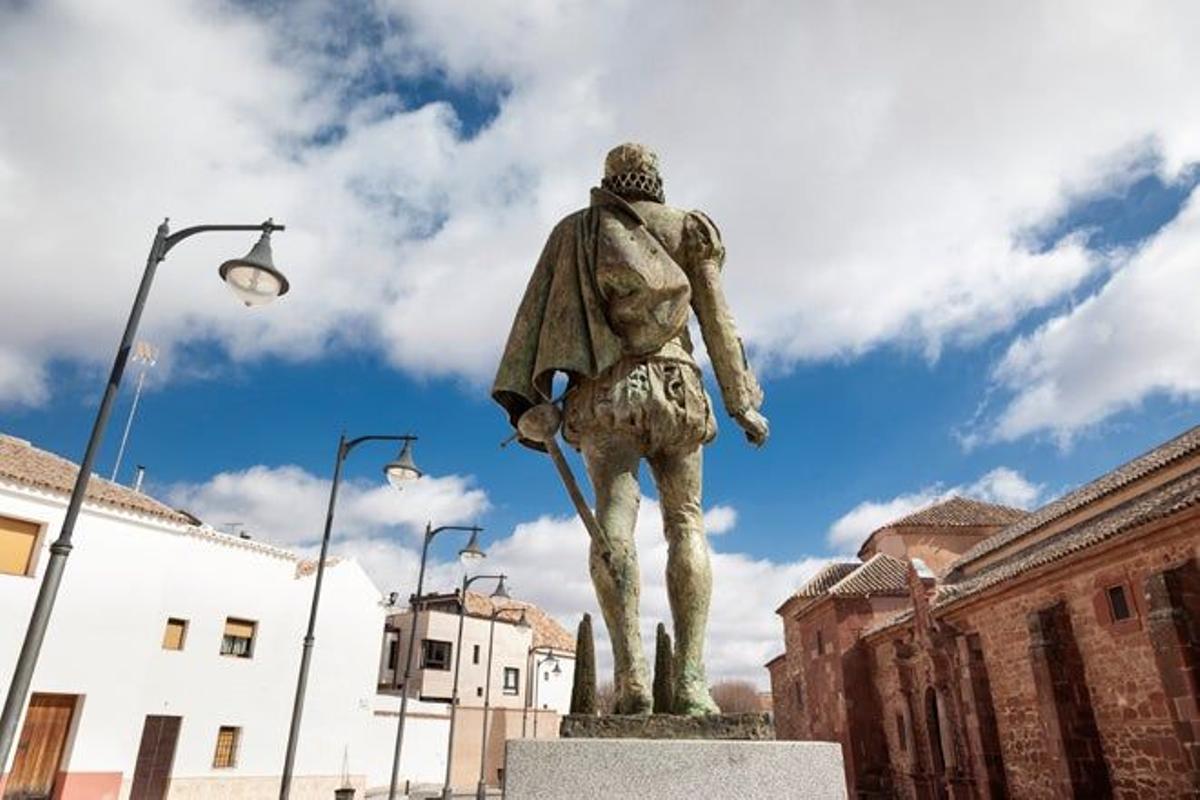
[0,515,39,576]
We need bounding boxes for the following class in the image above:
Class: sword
[509,403,619,574]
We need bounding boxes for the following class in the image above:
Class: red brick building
[767,425,1200,798]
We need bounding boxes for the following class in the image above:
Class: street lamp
[476,606,529,800]
[388,524,486,800]
[0,218,289,766]
[279,433,421,800]
[531,652,562,739]
[442,574,509,800]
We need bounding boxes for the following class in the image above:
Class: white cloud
[826,467,1043,550]
[164,464,489,545]
[163,464,824,685]
[4,0,1200,445]
[985,194,1200,444]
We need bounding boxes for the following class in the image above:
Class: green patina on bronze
[493,143,768,716]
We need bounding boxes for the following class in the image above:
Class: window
[162,618,188,651]
[476,687,483,697]
[1107,585,1132,621]
[794,681,804,710]
[503,667,520,695]
[220,618,256,658]
[0,514,39,577]
[213,726,240,768]
[815,630,825,656]
[896,712,907,751]
[386,637,399,670]
[422,639,452,670]
[473,644,480,665]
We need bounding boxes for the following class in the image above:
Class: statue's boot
[582,440,653,715]
[650,448,720,716]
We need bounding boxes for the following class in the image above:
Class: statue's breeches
[563,356,716,454]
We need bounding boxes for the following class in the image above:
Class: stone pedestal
[560,711,773,740]
[502,739,847,800]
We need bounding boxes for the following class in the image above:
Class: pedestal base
[560,711,773,740]
[502,739,847,800]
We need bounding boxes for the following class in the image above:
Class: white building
[379,592,576,793]
[0,433,388,800]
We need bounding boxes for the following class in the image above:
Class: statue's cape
[492,188,651,449]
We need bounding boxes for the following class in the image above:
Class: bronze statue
[493,143,768,715]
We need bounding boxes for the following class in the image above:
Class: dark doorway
[925,687,946,774]
[129,715,182,800]
[4,693,77,800]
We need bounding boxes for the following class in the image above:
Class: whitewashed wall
[0,480,386,798]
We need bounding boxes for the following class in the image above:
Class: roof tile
[0,433,190,524]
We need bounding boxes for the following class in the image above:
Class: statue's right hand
[734,408,769,447]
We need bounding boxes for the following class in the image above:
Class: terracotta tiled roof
[0,433,191,525]
[937,466,1200,609]
[828,553,910,597]
[883,496,1027,530]
[461,591,576,653]
[863,607,915,638]
[794,562,860,598]
[952,425,1200,570]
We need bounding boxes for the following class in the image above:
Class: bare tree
[710,679,762,714]
[596,680,617,715]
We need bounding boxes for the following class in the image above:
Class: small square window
[220,618,256,658]
[422,640,452,671]
[213,726,240,768]
[476,686,483,697]
[503,667,520,695]
[1107,585,1132,621]
[162,618,188,651]
[0,514,40,577]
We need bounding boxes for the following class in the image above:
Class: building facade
[768,425,1200,799]
[379,592,575,793]
[0,433,387,800]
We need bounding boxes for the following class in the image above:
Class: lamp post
[476,606,528,800]
[279,434,422,800]
[442,573,509,800]
[388,525,485,800]
[0,218,289,766]
[531,652,561,739]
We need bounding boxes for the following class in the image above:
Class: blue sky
[2,1,1199,681]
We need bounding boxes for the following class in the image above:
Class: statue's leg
[648,446,719,716]
[581,436,652,714]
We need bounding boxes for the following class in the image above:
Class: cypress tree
[653,622,674,714]
[570,612,597,715]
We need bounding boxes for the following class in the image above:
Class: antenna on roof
[133,465,146,493]
[111,341,158,484]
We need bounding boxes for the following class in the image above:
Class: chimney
[133,465,146,493]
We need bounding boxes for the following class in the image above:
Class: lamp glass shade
[458,529,486,564]
[490,575,511,600]
[383,439,421,489]
[218,231,289,308]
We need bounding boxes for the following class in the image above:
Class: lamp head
[458,528,486,564]
[383,439,421,489]
[490,575,511,601]
[516,608,530,628]
[218,227,289,307]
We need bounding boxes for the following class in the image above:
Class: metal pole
[442,576,472,800]
[521,648,531,738]
[476,613,500,800]
[389,523,433,800]
[0,222,167,767]
[533,657,541,739]
[279,435,346,799]
[110,364,147,482]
